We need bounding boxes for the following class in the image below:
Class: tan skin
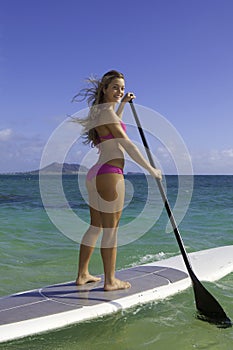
[76,78,162,291]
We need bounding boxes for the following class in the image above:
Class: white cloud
[192,148,233,174]
[222,149,233,158]
[0,128,13,141]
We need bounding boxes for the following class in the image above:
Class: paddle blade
[192,277,232,328]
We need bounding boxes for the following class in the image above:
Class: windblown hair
[72,70,124,146]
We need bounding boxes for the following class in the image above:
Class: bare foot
[76,274,101,286]
[104,278,131,291]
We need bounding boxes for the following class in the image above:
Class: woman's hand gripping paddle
[129,100,231,328]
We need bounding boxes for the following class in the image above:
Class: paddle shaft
[129,101,198,279]
[128,101,231,326]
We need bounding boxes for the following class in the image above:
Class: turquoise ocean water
[0,175,233,350]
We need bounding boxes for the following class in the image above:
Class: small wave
[130,251,172,267]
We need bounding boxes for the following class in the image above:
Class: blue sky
[0,0,233,174]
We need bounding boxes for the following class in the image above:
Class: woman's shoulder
[99,108,120,126]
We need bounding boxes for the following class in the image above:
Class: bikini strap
[96,120,127,142]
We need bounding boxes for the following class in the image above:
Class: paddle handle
[129,101,194,276]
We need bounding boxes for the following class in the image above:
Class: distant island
[126,172,144,175]
[6,162,89,175]
[2,163,144,176]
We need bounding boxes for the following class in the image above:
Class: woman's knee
[101,228,118,248]
[82,225,102,247]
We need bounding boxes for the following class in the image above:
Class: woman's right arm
[100,111,162,180]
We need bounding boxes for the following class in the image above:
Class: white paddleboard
[0,245,233,343]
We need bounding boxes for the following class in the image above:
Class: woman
[74,70,162,291]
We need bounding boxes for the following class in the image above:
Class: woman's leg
[76,181,102,285]
[96,173,131,291]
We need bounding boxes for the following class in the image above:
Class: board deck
[1,245,233,343]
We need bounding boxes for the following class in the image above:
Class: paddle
[129,100,232,328]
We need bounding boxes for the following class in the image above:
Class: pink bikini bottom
[86,163,123,181]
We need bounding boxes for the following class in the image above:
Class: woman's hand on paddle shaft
[117,92,136,117]
[121,92,136,103]
[149,167,162,181]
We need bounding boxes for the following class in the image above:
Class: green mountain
[25,162,88,175]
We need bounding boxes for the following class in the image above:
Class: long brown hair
[72,70,124,146]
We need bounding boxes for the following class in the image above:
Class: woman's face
[103,78,125,104]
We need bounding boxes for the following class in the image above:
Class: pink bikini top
[97,121,126,143]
